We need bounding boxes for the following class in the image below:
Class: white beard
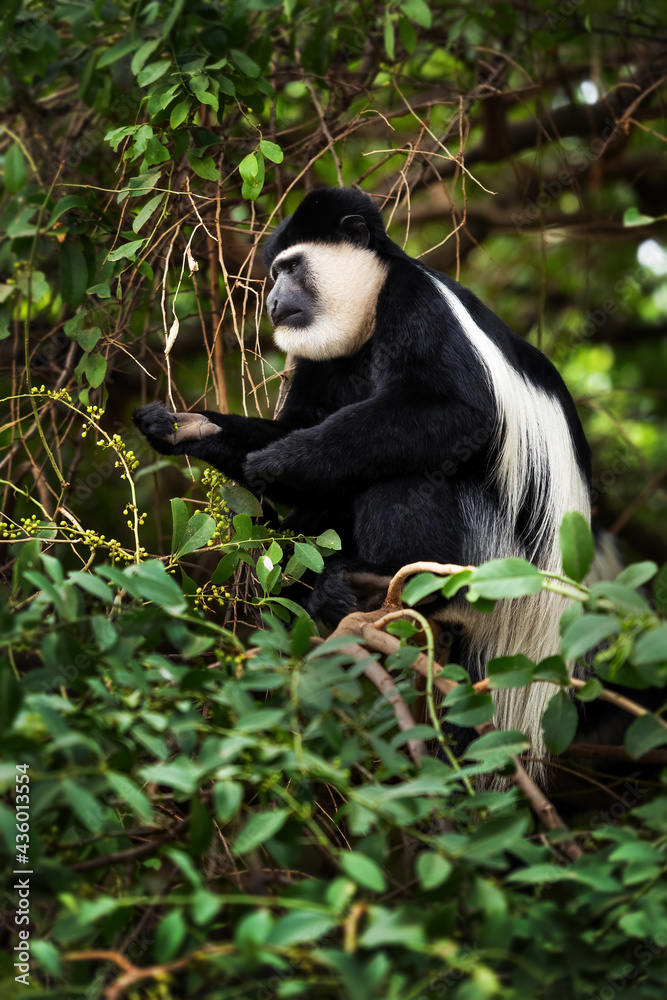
[271,242,389,360]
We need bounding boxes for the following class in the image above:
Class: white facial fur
[270,242,389,361]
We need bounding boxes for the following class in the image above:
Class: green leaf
[61,779,105,833]
[239,151,259,181]
[106,772,153,823]
[589,581,649,612]
[91,614,116,652]
[47,195,88,228]
[465,813,531,861]
[239,151,265,199]
[615,561,658,589]
[470,558,543,599]
[633,624,667,665]
[624,714,667,758]
[560,614,620,660]
[654,564,667,614]
[609,841,662,864]
[133,192,164,233]
[399,15,417,53]
[162,0,185,39]
[541,690,578,754]
[416,851,452,890]
[466,729,529,766]
[107,239,145,262]
[259,139,284,163]
[140,760,202,794]
[235,909,274,948]
[575,677,603,702]
[233,808,290,854]
[232,513,253,539]
[32,940,62,978]
[443,687,495,727]
[402,572,447,606]
[268,596,313,618]
[60,242,88,307]
[256,554,274,591]
[487,654,535,688]
[155,910,186,963]
[294,541,324,573]
[137,59,172,87]
[126,560,187,614]
[534,655,569,684]
[144,136,171,166]
[623,206,656,227]
[187,152,221,181]
[170,497,189,554]
[86,283,111,298]
[0,661,23,730]
[189,74,210,93]
[131,38,161,75]
[170,99,190,129]
[213,781,243,822]
[83,353,107,388]
[77,326,102,352]
[220,483,262,516]
[386,619,419,639]
[384,9,396,59]
[340,851,387,892]
[359,907,425,948]
[197,91,219,112]
[442,570,474,598]
[217,76,236,97]
[174,513,216,558]
[68,571,113,603]
[266,911,335,947]
[315,529,342,550]
[400,0,432,29]
[4,142,27,193]
[105,125,139,151]
[97,38,138,68]
[230,48,261,77]
[559,511,594,582]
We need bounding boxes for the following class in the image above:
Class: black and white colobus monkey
[134,187,592,766]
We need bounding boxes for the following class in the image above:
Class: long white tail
[433,278,590,779]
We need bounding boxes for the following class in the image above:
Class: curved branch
[474,675,663,725]
[384,561,473,608]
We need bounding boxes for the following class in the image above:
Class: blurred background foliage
[1,0,667,578]
[3,4,667,999]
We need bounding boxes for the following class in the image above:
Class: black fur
[133,187,591,627]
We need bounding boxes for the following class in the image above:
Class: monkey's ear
[340,214,370,249]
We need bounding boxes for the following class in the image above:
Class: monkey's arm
[243,392,496,496]
[133,402,299,485]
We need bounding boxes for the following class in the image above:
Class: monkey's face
[266,241,389,361]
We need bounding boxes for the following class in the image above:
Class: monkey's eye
[272,255,302,281]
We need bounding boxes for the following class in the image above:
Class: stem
[372,608,475,795]
[24,164,66,486]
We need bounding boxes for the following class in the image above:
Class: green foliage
[2,1,667,995]
[2,540,667,997]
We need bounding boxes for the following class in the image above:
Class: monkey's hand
[133,402,220,453]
